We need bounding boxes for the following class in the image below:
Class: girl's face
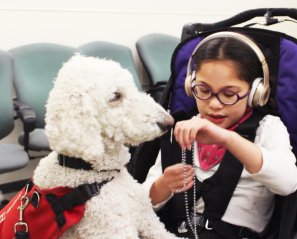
[195,60,250,129]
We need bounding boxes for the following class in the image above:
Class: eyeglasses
[191,83,251,105]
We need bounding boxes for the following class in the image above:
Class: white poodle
[30,55,180,238]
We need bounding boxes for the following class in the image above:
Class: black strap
[211,220,242,239]
[196,180,209,192]
[26,179,35,192]
[213,220,262,239]
[201,110,266,221]
[45,178,114,229]
[160,127,172,172]
[201,149,244,221]
[29,190,40,208]
[161,110,189,172]
[15,230,29,239]
[57,154,93,171]
[166,110,199,220]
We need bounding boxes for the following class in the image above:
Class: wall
[0,0,296,198]
[1,1,297,86]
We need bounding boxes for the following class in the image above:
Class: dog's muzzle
[158,114,174,132]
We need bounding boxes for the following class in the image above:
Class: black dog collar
[58,154,93,171]
[57,154,121,174]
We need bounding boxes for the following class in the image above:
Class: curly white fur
[33,55,182,238]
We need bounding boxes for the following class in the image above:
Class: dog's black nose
[158,114,174,132]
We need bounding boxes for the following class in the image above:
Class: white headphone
[184,31,270,107]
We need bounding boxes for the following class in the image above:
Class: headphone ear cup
[248,77,263,107]
[184,73,195,98]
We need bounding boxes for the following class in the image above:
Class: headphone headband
[185,31,270,107]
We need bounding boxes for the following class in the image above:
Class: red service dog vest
[0,183,85,239]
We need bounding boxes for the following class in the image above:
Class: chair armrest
[17,109,36,152]
[155,81,168,86]
[146,86,165,94]
[13,100,31,111]
[17,109,36,133]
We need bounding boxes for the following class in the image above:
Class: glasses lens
[218,90,238,104]
[194,85,212,99]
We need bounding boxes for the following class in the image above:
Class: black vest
[159,108,266,225]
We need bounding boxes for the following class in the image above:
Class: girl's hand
[174,117,230,150]
[163,163,194,193]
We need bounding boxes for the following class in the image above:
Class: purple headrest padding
[171,37,204,113]
[277,37,297,154]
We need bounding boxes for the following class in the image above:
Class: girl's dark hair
[193,37,279,116]
[194,37,262,87]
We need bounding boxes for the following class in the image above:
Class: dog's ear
[45,87,105,161]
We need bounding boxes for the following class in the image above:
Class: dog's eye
[110,92,122,102]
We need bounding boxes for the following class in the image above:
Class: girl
[142,33,297,239]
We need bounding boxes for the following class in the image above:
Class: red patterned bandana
[198,107,253,170]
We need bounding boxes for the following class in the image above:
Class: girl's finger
[178,123,191,150]
[184,180,194,192]
[177,118,201,150]
[182,128,191,150]
[189,122,201,144]
[174,120,188,142]
[164,164,191,183]
[174,174,194,188]
[174,180,194,193]
[183,121,197,149]
[176,167,194,181]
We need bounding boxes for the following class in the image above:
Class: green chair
[9,43,82,154]
[0,50,29,174]
[79,41,142,91]
[136,33,180,101]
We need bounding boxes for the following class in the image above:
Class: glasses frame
[190,80,251,106]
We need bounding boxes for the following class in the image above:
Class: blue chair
[9,43,82,154]
[0,50,29,174]
[136,33,180,101]
[79,41,142,91]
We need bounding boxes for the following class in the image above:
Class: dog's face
[45,55,173,167]
[91,75,173,146]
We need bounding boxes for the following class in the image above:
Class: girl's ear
[45,89,105,161]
